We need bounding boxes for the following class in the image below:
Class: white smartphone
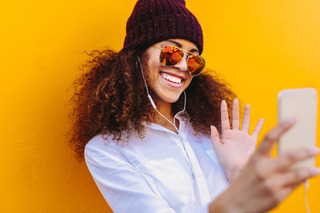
[277,88,318,169]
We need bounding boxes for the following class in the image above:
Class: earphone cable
[137,56,196,181]
[305,179,311,213]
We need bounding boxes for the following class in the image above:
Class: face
[143,39,200,106]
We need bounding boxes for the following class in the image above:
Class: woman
[70,0,319,212]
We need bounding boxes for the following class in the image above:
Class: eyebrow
[166,39,200,54]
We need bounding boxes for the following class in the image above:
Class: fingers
[275,167,320,188]
[222,100,261,135]
[259,147,319,177]
[256,118,296,156]
[232,99,240,130]
[211,125,221,147]
[258,167,320,206]
[274,147,319,172]
[221,100,230,131]
[241,104,250,133]
[251,119,264,140]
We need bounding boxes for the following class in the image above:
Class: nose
[173,55,188,72]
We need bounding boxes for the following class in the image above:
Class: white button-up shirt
[85,117,230,213]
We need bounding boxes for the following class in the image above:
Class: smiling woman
[144,40,196,107]
[69,0,320,212]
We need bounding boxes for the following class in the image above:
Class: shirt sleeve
[85,139,210,213]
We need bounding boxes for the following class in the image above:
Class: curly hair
[69,48,236,159]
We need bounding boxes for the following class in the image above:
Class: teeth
[161,73,182,84]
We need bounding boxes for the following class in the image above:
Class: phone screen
[277,88,318,169]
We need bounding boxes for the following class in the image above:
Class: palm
[211,99,264,183]
[218,129,256,170]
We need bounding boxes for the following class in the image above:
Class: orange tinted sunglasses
[158,46,205,76]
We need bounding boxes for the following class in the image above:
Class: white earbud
[148,95,157,109]
[137,57,156,108]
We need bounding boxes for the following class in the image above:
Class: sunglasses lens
[160,46,183,66]
[188,55,205,76]
[159,46,205,76]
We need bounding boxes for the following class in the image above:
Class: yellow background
[1,0,319,212]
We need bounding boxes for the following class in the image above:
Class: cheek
[146,52,161,70]
[184,76,194,88]
[146,60,160,75]
[144,64,159,85]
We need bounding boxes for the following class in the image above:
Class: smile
[160,72,183,84]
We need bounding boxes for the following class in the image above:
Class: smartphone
[277,88,318,169]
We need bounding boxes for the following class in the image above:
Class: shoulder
[84,131,144,162]
[84,134,136,172]
[85,134,111,152]
[84,134,122,161]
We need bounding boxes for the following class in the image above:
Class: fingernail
[310,147,320,155]
[284,117,296,124]
[310,168,320,175]
[288,117,297,122]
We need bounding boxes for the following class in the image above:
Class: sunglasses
[157,45,205,76]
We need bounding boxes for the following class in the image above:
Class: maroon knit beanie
[123,0,204,54]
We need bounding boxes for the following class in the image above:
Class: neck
[155,99,173,119]
[150,98,179,134]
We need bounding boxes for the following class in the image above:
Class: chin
[161,93,183,104]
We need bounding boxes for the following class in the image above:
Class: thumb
[210,125,221,149]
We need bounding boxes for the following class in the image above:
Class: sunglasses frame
[156,45,205,76]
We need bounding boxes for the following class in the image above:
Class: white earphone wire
[137,56,186,133]
[136,56,197,188]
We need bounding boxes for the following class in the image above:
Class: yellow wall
[1,0,319,212]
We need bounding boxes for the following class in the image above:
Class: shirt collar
[141,114,188,135]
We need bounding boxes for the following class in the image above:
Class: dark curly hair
[69,48,236,159]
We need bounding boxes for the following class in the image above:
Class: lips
[160,71,185,85]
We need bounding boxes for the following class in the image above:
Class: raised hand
[209,118,320,213]
[211,99,264,183]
